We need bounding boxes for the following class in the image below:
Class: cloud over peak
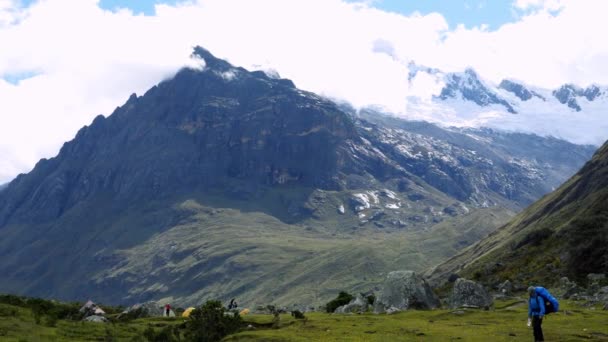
[1,0,608,183]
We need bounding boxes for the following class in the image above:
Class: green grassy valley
[1,296,606,341]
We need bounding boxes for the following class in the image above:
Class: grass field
[1,299,606,341]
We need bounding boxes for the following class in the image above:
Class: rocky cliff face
[0,48,596,306]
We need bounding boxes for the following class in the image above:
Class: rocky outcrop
[335,294,368,314]
[374,271,440,313]
[449,278,493,309]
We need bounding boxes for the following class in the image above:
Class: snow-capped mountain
[405,66,608,146]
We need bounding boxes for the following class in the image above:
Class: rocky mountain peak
[498,79,544,102]
[191,46,231,71]
[438,68,516,113]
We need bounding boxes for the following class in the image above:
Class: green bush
[0,294,27,307]
[184,300,242,342]
[565,213,608,279]
[143,325,181,342]
[0,305,17,317]
[325,291,353,313]
[515,228,553,249]
[291,310,305,319]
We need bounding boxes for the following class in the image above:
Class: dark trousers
[532,316,544,341]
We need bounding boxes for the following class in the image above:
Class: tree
[184,300,242,342]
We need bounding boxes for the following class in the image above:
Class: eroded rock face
[374,271,440,313]
[449,278,493,309]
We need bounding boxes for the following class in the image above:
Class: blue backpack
[535,286,559,314]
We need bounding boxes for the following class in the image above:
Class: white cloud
[0,0,607,183]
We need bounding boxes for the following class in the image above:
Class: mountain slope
[0,48,595,306]
[426,140,608,287]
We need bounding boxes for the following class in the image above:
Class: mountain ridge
[406,64,608,145]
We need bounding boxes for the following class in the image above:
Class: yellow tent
[182,307,196,318]
[239,308,250,316]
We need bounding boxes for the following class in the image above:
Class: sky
[1,0,608,184]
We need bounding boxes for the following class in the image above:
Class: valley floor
[1,299,607,341]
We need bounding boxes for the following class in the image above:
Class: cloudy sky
[1,0,607,183]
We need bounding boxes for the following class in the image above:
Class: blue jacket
[529,295,545,317]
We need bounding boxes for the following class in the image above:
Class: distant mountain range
[405,65,608,145]
[0,47,597,306]
[427,139,608,287]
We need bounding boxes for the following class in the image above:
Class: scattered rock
[447,274,460,283]
[587,273,606,284]
[386,307,401,315]
[374,271,440,313]
[497,280,512,296]
[451,310,465,315]
[449,278,493,309]
[84,315,108,323]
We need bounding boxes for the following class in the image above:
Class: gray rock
[335,294,368,314]
[497,280,512,295]
[385,306,401,315]
[449,278,493,309]
[588,273,606,284]
[84,315,108,323]
[374,271,440,313]
[559,277,582,299]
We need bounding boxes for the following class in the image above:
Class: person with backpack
[228,298,237,310]
[528,286,545,341]
[165,303,171,317]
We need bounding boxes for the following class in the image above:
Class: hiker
[228,298,237,310]
[165,303,171,317]
[528,286,545,342]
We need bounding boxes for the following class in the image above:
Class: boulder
[449,278,493,309]
[335,294,368,314]
[84,315,108,323]
[373,271,440,313]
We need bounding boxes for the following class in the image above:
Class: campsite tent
[182,307,196,318]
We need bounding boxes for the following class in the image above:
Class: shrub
[0,294,27,307]
[143,325,180,342]
[0,306,17,317]
[27,298,53,324]
[184,300,242,342]
[366,294,376,306]
[291,310,305,319]
[565,213,608,279]
[515,228,553,249]
[325,291,353,313]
